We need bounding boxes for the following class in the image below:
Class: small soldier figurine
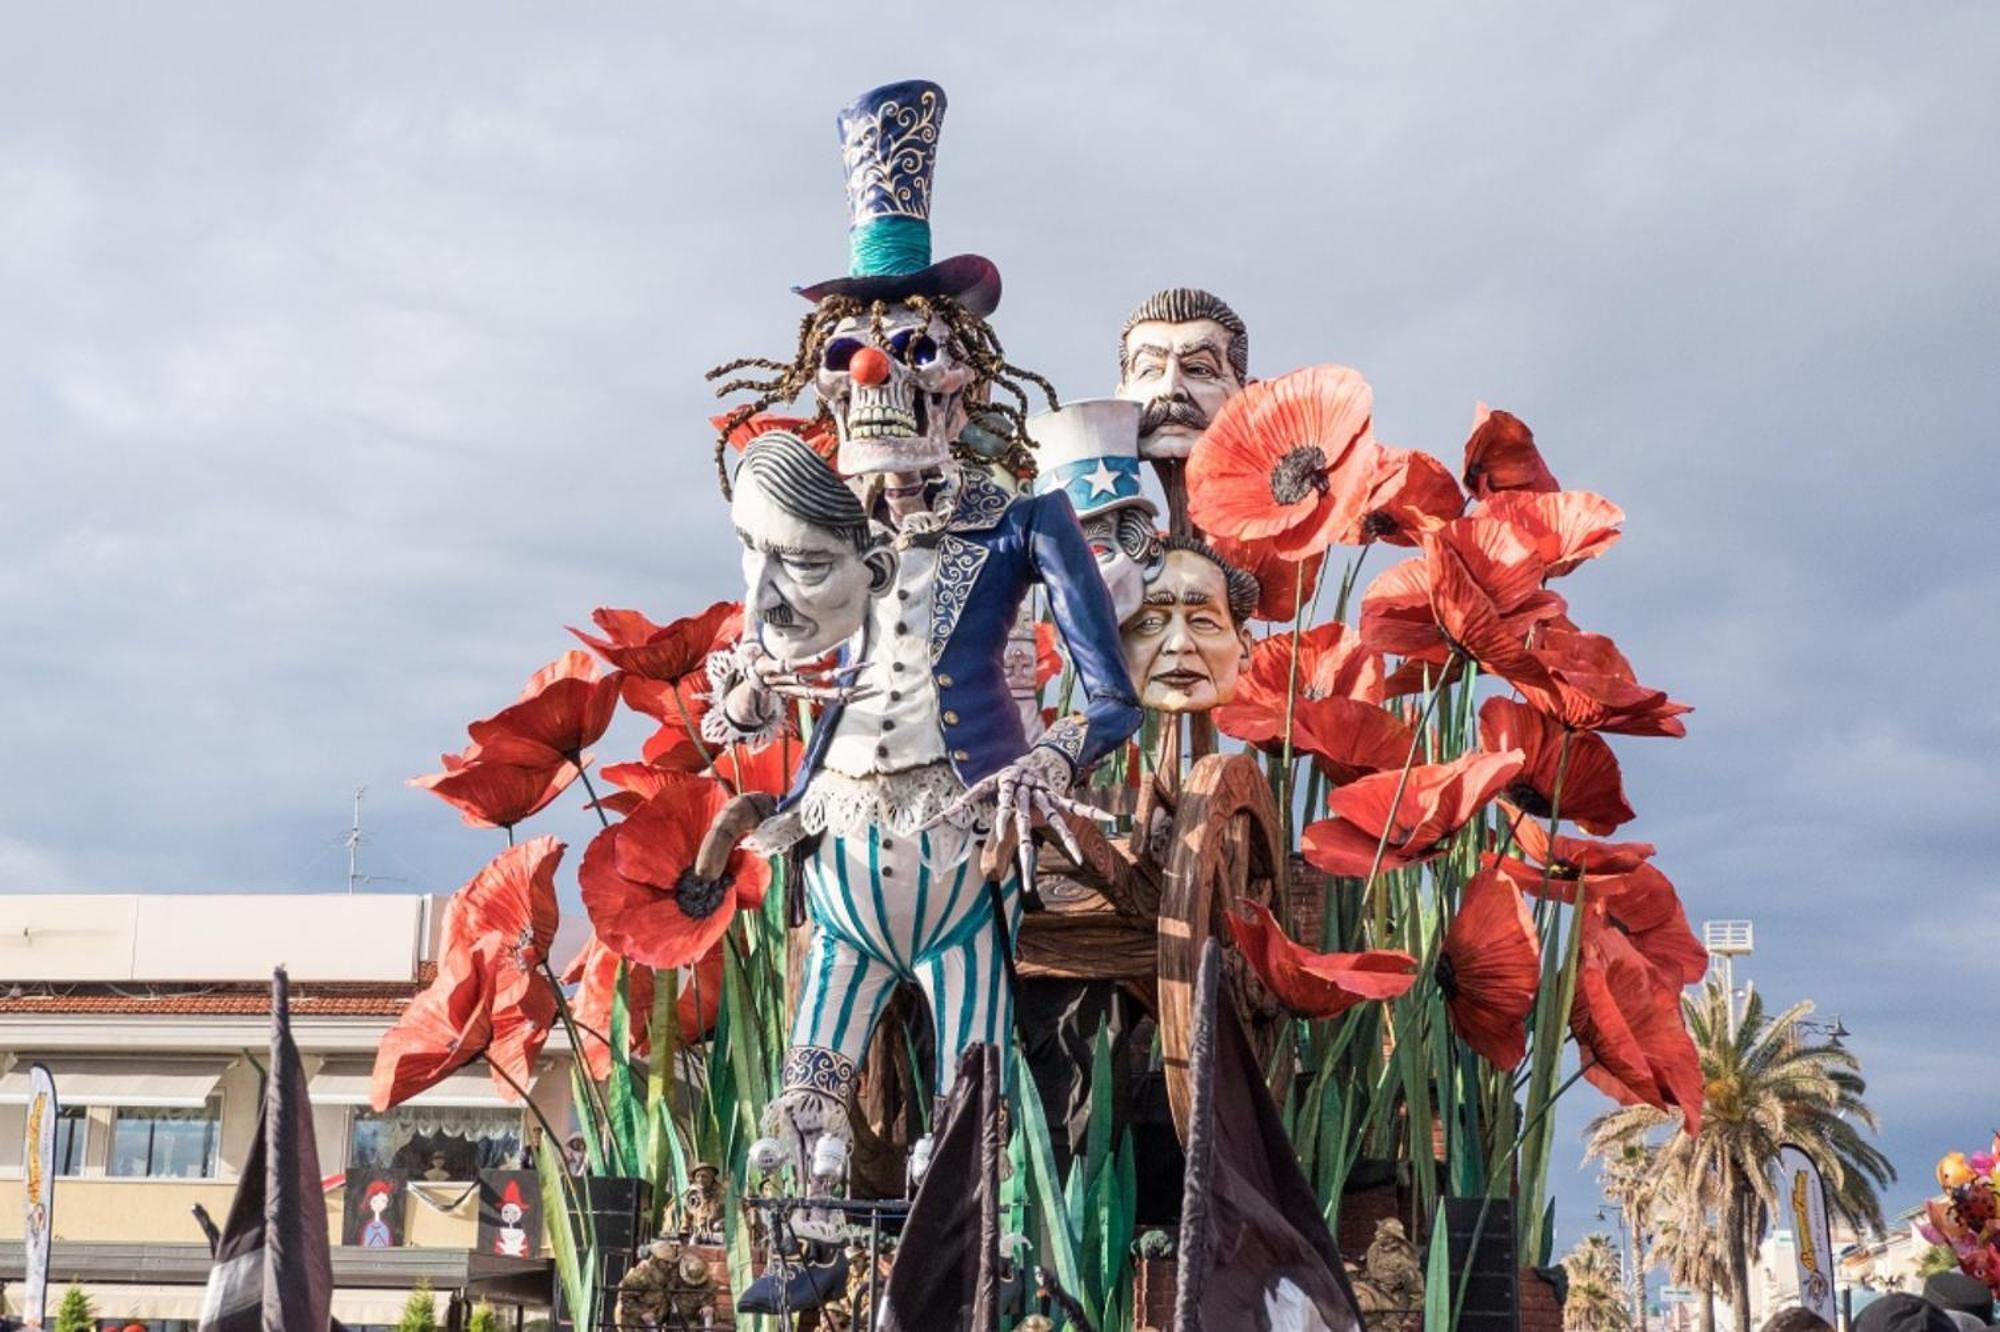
[615,1238,720,1329]
[678,1162,724,1244]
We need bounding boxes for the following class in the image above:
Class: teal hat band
[848,216,933,278]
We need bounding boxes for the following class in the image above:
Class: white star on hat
[1081,461,1122,498]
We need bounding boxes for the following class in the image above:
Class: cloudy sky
[4,3,1994,1245]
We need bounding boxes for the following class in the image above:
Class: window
[52,1105,86,1176]
[348,1106,523,1181]
[110,1096,220,1178]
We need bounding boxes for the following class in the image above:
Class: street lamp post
[1703,920,1755,1035]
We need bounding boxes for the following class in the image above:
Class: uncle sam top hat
[794,79,1003,318]
[1030,399,1158,521]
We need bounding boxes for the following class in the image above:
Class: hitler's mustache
[760,601,801,630]
[1138,392,1208,436]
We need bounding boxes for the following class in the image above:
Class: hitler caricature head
[1114,287,1250,462]
[731,432,896,661]
[1121,537,1259,713]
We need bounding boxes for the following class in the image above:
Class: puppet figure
[1120,536,1258,713]
[703,80,1141,1312]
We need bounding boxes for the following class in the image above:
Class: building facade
[0,894,573,1329]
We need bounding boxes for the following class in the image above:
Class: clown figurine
[701,79,1141,1310]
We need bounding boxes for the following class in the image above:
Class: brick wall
[1521,1265,1566,1332]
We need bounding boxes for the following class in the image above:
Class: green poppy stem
[669,680,717,772]
[1275,558,1311,904]
[1361,655,1462,936]
[540,955,621,1173]
[572,761,612,832]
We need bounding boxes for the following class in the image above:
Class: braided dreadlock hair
[705,294,1059,498]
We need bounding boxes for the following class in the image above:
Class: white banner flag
[21,1063,58,1330]
[1776,1142,1838,1326]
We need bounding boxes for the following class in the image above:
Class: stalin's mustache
[1138,390,1208,437]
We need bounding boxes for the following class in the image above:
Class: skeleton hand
[740,640,876,706]
[930,747,1114,886]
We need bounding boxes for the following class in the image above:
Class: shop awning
[0,1054,232,1108]
[310,1058,525,1109]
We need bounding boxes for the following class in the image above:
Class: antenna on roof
[344,787,405,894]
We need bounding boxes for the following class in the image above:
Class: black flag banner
[1174,940,1363,1332]
[197,968,335,1332]
[878,1042,1004,1332]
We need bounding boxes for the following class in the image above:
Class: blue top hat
[794,80,1002,317]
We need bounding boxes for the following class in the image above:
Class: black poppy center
[1362,510,1400,540]
[1268,445,1330,505]
[1549,861,1582,881]
[1504,781,1554,819]
[674,867,733,920]
[1436,952,1459,1001]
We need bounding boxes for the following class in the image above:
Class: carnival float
[377,78,1703,1331]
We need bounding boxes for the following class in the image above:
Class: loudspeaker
[586,1175,655,1290]
[1437,1196,1521,1332]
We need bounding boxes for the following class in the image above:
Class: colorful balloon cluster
[1922,1137,2000,1294]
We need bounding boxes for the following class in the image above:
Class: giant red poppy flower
[1292,699,1419,787]
[1521,627,1692,738]
[1340,445,1466,547]
[1302,749,1524,878]
[1359,557,1468,697]
[1224,901,1417,1019]
[1437,869,1542,1068]
[580,772,770,970]
[1489,817,1657,901]
[1477,697,1635,835]
[456,836,565,1096]
[561,934,726,1081]
[1215,621,1385,750]
[569,602,742,683]
[1481,491,1624,579]
[1492,822,1704,987]
[1421,517,1567,695]
[1461,403,1559,500]
[1187,365,1382,559]
[1205,529,1321,622]
[467,651,625,767]
[371,837,564,1108]
[410,742,580,830]
[1571,909,1703,1132]
[712,412,839,460]
[371,937,494,1112]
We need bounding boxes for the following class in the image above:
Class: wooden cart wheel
[1156,751,1290,1137]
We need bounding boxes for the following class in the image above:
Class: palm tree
[1564,1232,1634,1332]
[1645,1166,1727,1332]
[1586,981,1895,1332]
[1599,1138,1657,1332]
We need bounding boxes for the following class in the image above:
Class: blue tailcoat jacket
[777,466,1142,809]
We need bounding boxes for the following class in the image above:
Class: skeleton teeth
[847,406,919,439]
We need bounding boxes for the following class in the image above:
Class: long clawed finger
[924,774,1001,830]
[1032,793,1086,863]
[771,683,878,705]
[1041,792,1118,825]
[1015,794,1036,889]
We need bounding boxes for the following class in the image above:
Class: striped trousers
[788,820,1020,1099]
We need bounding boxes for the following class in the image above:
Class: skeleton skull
[813,302,975,476]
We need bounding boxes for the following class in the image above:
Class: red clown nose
[849,345,893,386]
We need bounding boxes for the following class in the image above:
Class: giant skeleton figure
[701,82,1140,1241]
